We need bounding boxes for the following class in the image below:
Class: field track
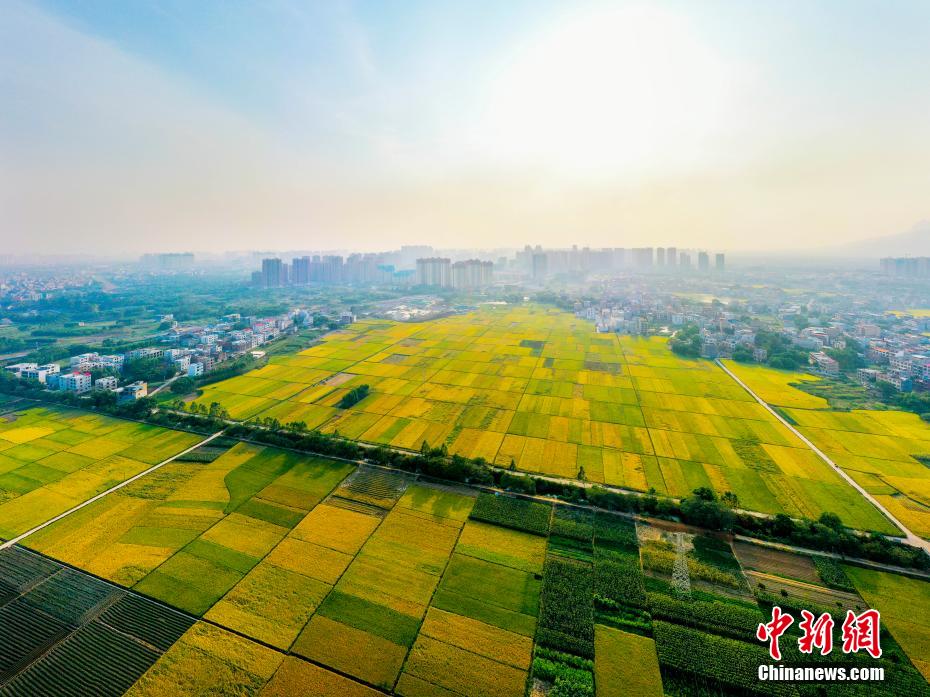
[717,359,930,554]
[0,429,226,552]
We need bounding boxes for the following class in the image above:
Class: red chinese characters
[757,606,794,660]
[798,610,834,655]
[755,606,883,660]
[841,609,882,659]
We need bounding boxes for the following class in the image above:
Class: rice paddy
[722,362,930,539]
[1,432,926,697]
[195,305,896,532]
[0,406,201,540]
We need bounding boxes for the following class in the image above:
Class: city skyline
[3,0,930,255]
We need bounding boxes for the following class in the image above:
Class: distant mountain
[836,221,930,258]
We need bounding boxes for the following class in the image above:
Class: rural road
[0,429,226,551]
[716,359,930,554]
[148,374,182,397]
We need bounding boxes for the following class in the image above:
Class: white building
[58,371,92,394]
[21,363,60,384]
[188,362,204,377]
[125,347,164,362]
[95,376,119,391]
[809,351,839,375]
[5,362,38,376]
[69,352,123,371]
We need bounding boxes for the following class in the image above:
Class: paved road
[148,374,182,397]
[0,429,226,551]
[716,359,930,554]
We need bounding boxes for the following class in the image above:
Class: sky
[2,0,930,255]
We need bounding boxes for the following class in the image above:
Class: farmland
[1,439,928,696]
[195,305,895,533]
[722,361,930,540]
[845,566,930,681]
[0,406,201,539]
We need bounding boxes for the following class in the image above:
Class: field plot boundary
[0,545,195,695]
[717,359,929,552]
[0,429,226,552]
[1,545,396,696]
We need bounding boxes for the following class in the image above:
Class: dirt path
[0,429,225,551]
[717,358,930,554]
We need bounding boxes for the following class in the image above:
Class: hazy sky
[2,0,930,255]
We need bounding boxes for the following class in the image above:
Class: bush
[170,377,197,394]
[646,592,762,640]
[551,506,594,542]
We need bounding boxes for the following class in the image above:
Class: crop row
[469,493,551,536]
[594,551,646,609]
[646,592,761,641]
[652,621,797,697]
[537,556,595,658]
[593,513,638,553]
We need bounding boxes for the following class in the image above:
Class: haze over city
[2,0,930,255]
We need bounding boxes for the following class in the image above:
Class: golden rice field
[0,406,201,539]
[5,426,928,697]
[196,305,896,533]
[720,361,930,540]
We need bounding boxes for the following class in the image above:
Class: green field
[0,406,201,539]
[194,306,895,533]
[845,565,930,681]
[5,436,927,696]
[723,361,930,540]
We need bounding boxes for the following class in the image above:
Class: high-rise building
[880,257,930,277]
[666,247,677,268]
[261,258,287,288]
[656,248,666,267]
[679,252,691,270]
[632,248,654,269]
[613,248,627,269]
[291,256,311,284]
[452,260,494,289]
[698,252,710,271]
[715,253,725,271]
[532,253,548,281]
[416,258,452,287]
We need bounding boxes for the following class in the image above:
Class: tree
[669,325,702,358]
[680,488,733,531]
[732,346,753,363]
[772,513,796,538]
[818,512,844,532]
[721,491,739,508]
[577,466,586,481]
[509,458,516,471]
[338,384,370,409]
[124,357,175,384]
[170,377,196,394]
